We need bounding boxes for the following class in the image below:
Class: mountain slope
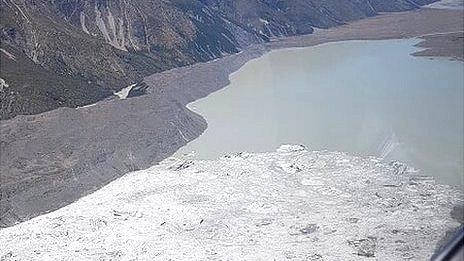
[0,0,259,119]
[0,0,436,120]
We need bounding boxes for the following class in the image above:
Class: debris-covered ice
[0,145,461,260]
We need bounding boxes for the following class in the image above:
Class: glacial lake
[175,39,464,189]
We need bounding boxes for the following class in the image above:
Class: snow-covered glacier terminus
[0,145,461,260]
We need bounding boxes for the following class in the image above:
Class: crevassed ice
[0,145,461,260]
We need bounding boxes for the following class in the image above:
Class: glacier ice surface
[0,145,461,260]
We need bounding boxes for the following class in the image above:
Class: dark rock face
[0,0,259,120]
[0,0,436,120]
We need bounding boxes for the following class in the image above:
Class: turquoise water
[175,39,464,189]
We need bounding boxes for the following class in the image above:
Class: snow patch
[0,78,9,91]
[259,18,270,25]
[76,103,97,109]
[311,26,327,35]
[114,83,136,99]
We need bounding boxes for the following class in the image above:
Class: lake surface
[175,39,464,189]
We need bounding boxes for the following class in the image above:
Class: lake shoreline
[175,38,463,189]
[1,7,463,228]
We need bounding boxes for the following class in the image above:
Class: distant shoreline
[413,31,464,60]
[1,7,463,228]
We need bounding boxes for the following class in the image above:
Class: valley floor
[0,7,463,228]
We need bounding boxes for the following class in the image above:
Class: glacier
[0,145,461,260]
